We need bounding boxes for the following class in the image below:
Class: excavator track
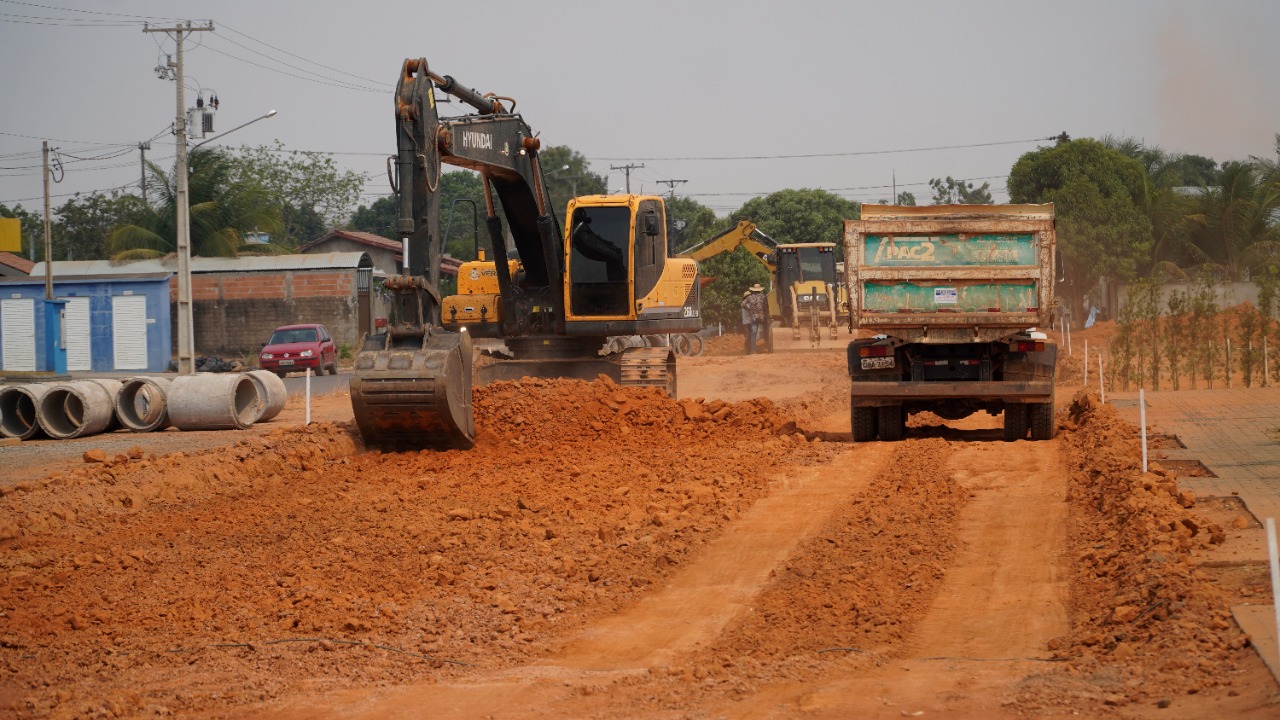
[617,346,677,396]
[473,343,676,398]
[349,329,475,451]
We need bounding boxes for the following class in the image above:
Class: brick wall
[170,270,362,359]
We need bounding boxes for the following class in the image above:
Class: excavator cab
[565,197,676,321]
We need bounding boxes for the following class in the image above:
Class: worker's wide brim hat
[749,284,764,292]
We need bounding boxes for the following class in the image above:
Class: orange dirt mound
[0,378,836,719]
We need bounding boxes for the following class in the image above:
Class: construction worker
[741,283,767,354]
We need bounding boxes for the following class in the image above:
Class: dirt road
[1,347,1276,719]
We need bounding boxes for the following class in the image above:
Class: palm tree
[1178,162,1280,281]
[107,147,287,260]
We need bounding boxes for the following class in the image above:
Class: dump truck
[843,204,1058,442]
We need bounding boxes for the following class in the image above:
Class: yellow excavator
[349,58,702,451]
[682,221,847,344]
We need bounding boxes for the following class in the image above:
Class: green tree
[53,191,148,261]
[228,141,367,246]
[897,191,917,206]
[1177,162,1280,281]
[537,145,607,219]
[107,147,286,260]
[1164,154,1221,188]
[349,195,397,239]
[687,188,859,328]
[667,196,719,254]
[928,176,993,205]
[438,171,486,260]
[1008,138,1153,297]
[729,188,859,248]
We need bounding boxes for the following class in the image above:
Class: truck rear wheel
[1002,404,1029,442]
[877,404,905,441]
[1029,401,1056,440]
[851,406,877,442]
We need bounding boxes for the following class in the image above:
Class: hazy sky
[2,0,1278,221]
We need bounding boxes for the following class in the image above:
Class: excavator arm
[351,57,561,452]
[681,220,778,273]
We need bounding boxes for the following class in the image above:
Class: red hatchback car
[259,323,338,377]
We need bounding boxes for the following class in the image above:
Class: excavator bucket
[349,328,475,451]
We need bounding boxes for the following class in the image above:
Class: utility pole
[656,179,686,200]
[42,141,52,300]
[138,141,151,205]
[610,163,644,193]
[144,20,214,375]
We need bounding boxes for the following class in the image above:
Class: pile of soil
[1,359,1273,718]
[0,378,836,719]
[1030,390,1255,708]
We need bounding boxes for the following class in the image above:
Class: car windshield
[269,328,318,344]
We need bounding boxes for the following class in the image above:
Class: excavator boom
[350,57,700,451]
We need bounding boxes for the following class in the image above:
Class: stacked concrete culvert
[115,376,173,432]
[36,380,117,439]
[166,372,262,430]
[0,383,52,439]
[244,370,287,423]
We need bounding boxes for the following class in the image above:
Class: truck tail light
[1013,341,1045,352]
[859,346,890,358]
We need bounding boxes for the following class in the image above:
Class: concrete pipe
[167,373,262,431]
[0,383,52,439]
[115,376,172,432]
[86,378,124,432]
[37,380,117,439]
[245,370,287,423]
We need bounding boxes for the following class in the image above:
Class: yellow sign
[0,217,20,252]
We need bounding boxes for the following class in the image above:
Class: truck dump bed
[842,204,1056,344]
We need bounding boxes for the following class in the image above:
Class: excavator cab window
[797,246,837,285]
[569,206,631,316]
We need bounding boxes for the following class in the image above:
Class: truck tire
[1002,404,1029,442]
[877,404,905,441]
[1029,401,1056,440]
[851,406,877,442]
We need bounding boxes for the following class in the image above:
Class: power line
[0,0,182,21]
[218,23,386,88]
[0,13,136,26]
[594,137,1052,163]
[202,35,385,92]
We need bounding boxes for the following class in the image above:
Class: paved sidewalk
[1109,387,1280,523]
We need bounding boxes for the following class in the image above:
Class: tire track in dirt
[257,442,898,719]
[785,420,1071,718]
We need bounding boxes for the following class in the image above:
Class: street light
[193,109,278,150]
[174,108,278,374]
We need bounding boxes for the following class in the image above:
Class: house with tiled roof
[0,251,34,278]
[298,230,402,277]
[299,230,462,277]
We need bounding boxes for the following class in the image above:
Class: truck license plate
[861,356,894,370]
